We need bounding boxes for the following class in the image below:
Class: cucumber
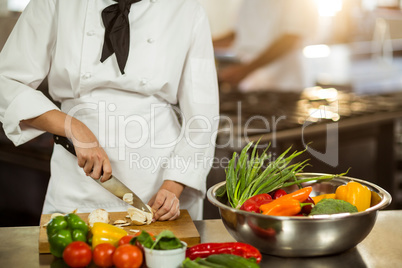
[196,258,228,268]
[182,257,210,268]
[206,254,260,268]
[225,255,260,267]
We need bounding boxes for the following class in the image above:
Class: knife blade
[53,135,151,213]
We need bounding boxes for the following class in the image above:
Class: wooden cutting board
[39,209,200,254]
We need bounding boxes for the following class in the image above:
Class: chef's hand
[148,180,184,221]
[218,64,252,87]
[69,118,112,182]
[21,110,112,182]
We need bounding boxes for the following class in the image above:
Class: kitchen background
[1,0,402,226]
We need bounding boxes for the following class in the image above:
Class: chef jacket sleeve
[0,0,60,146]
[162,5,219,195]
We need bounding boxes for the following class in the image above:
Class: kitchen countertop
[194,211,402,268]
[0,210,400,267]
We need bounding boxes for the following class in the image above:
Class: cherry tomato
[118,235,135,246]
[113,244,143,268]
[93,243,116,268]
[62,241,92,268]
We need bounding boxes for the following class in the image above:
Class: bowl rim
[207,172,392,220]
[142,241,187,254]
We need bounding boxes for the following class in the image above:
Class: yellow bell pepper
[312,193,336,204]
[91,222,128,248]
[335,181,371,212]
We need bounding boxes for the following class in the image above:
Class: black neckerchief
[100,0,142,75]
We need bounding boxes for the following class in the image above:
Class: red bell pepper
[240,193,272,213]
[186,242,262,263]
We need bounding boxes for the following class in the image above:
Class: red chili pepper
[186,242,262,263]
[273,189,287,199]
[240,193,272,213]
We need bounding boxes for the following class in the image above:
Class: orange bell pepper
[312,193,336,204]
[335,181,371,212]
[277,186,312,202]
[260,187,313,216]
[260,198,309,216]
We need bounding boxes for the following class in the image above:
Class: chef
[214,0,319,92]
[0,0,219,221]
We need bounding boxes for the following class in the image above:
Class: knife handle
[53,135,77,156]
[53,135,109,179]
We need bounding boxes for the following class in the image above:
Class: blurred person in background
[214,0,319,92]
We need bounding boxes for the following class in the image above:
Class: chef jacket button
[147,38,155,44]
[83,72,92,79]
[87,30,95,36]
[140,78,148,86]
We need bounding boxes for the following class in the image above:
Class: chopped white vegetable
[88,208,110,227]
[115,222,131,227]
[113,219,128,225]
[127,205,153,225]
[123,193,134,205]
[113,219,131,227]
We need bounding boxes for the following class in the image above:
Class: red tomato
[93,243,116,267]
[118,235,135,246]
[113,244,143,268]
[273,189,287,199]
[301,196,315,215]
[62,241,92,268]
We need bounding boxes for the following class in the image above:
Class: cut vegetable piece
[128,205,153,225]
[123,193,134,205]
[88,209,110,228]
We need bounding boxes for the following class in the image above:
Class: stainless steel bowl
[207,173,392,257]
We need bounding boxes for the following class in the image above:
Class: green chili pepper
[46,213,88,258]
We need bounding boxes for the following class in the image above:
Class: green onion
[225,141,348,209]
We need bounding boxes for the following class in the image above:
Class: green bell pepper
[46,213,89,258]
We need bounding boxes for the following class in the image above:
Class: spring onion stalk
[225,141,348,209]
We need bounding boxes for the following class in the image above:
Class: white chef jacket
[0,0,219,220]
[233,0,318,92]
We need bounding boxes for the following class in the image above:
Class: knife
[53,135,151,213]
